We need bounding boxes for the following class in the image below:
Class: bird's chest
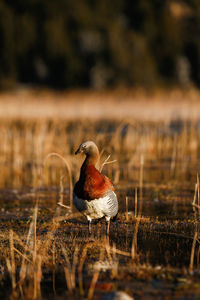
[75,166,107,200]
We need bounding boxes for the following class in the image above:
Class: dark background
[0,0,200,89]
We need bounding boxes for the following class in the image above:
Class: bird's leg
[87,216,92,235]
[88,220,92,235]
[106,218,110,236]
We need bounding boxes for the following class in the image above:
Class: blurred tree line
[0,0,200,89]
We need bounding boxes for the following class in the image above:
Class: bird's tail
[111,213,118,222]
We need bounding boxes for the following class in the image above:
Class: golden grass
[1,89,200,298]
[44,152,73,210]
[4,205,137,299]
[0,88,200,121]
[0,115,199,189]
[3,207,200,299]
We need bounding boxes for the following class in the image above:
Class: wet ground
[0,158,200,300]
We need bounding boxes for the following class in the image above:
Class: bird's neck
[83,153,99,168]
[80,151,99,174]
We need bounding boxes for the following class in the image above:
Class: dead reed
[1,97,200,299]
[131,155,144,262]
[192,173,200,212]
[0,118,198,188]
[6,205,42,299]
[44,152,73,211]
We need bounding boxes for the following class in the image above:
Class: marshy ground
[0,89,200,299]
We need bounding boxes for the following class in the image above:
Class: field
[1,89,200,300]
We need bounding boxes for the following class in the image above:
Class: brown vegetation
[0,90,200,299]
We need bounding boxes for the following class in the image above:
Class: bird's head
[75,141,99,156]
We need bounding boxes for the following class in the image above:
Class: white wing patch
[73,191,118,221]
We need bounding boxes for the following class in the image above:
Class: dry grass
[0,89,200,299]
[0,116,199,189]
[3,206,135,299]
[3,207,200,299]
[0,88,200,121]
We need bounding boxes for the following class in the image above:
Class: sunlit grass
[0,90,200,299]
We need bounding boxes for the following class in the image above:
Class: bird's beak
[75,146,81,155]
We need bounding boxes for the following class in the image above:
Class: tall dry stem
[6,230,16,290]
[197,173,200,208]
[62,246,79,294]
[44,152,73,211]
[170,134,177,175]
[59,175,64,204]
[192,174,200,213]
[135,187,138,218]
[19,216,35,283]
[62,247,73,294]
[33,205,39,300]
[131,155,144,262]
[78,243,94,296]
[139,154,144,215]
[189,231,198,272]
[52,242,56,295]
[100,154,117,172]
[126,196,129,222]
[87,247,105,300]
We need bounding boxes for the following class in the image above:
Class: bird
[103,291,134,300]
[73,141,118,235]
